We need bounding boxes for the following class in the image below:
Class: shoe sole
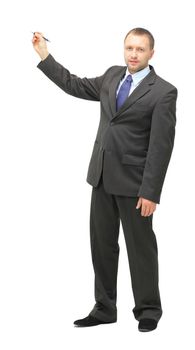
[74,321,116,327]
[139,327,157,332]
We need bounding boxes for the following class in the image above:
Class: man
[32,28,177,332]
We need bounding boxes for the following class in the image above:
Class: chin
[128,66,139,73]
[128,64,143,74]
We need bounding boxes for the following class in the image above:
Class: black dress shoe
[138,318,157,332]
[74,315,116,327]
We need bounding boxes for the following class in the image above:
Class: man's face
[124,34,154,74]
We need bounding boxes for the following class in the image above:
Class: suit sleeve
[138,87,178,204]
[37,53,107,101]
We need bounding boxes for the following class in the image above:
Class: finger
[136,198,142,209]
[32,34,39,42]
[32,37,37,44]
[149,205,156,216]
[143,203,151,216]
[33,32,43,40]
[34,31,44,36]
[145,204,150,216]
[141,204,147,216]
[147,205,153,216]
[145,208,151,216]
[149,207,154,216]
[148,205,156,216]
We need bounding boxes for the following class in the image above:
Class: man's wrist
[39,51,49,61]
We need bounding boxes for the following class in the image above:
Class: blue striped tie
[116,74,133,111]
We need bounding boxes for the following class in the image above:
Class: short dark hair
[124,27,155,49]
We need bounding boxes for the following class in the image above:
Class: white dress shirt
[116,65,151,97]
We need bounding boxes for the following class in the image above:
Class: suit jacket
[37,54,178,203]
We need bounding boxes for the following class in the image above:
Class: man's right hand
[32,32,49,61]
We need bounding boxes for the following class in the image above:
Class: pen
[32,31,51,42]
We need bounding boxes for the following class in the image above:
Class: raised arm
[32,32,106,101]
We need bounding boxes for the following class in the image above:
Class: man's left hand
[136,197,157,216]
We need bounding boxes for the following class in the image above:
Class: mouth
[129,61,139,64]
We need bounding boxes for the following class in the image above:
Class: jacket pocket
[122,153,146,167]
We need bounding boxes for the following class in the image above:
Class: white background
[0,0,194,349]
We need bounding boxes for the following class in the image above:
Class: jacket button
[110,121,114,125]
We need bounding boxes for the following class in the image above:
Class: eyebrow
[125,45,145,49]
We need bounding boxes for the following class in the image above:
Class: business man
[32,28,177,332]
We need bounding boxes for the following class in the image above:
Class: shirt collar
[125,65,150,85]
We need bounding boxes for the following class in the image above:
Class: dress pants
[89,173,162,323]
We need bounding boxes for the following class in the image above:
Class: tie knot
[126,74,132,83]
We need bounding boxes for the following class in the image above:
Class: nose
[130,49,138,58]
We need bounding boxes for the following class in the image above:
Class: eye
[138,48,144,52]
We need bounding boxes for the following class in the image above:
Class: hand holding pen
[31,32,51,42]
[32,32,50,61]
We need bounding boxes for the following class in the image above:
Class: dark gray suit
[37,54,177,322]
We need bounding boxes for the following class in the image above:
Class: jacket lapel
[109,66,127,116]
[109,65,157,121]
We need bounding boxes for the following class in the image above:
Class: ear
[150,49,155,59]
